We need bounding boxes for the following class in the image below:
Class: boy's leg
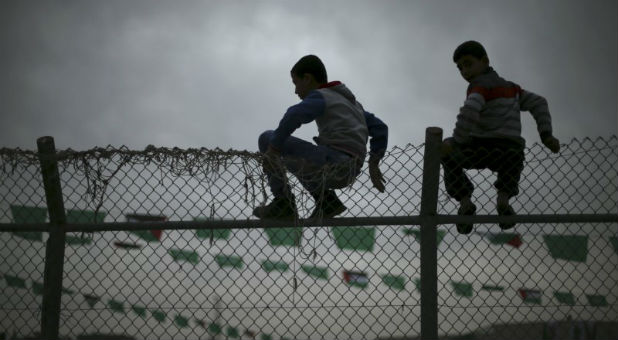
[488,144,525,230]
[441,138,481,234]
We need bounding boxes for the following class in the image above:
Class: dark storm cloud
[0,0,616,151]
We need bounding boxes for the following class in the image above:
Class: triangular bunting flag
[10,205,46,242]
[261,260,289,273]
[132,305,146,318]
[227,327,239,338]
[175,315,189,328]
[168,249,200,265]
[4,274,26,289]
[215,254,243,269]
[554,291,575,305]
[481,284,504,292]
[403,228,446,247]
[543,235,588,262]
[208,323,222,334]
[381,274,405,291]
[152,310,166,323]
[83,294,100,308]
[610,236,618,255]
[264,227,303,247]
[65,234,93,246]
[586,294,608,307]
[261,334,273,340]
[343,270,369,289]
[332,227,375,252]
[301,265,329,280]
[32,281,44,295]
[451,281,473,297]
[113,241,142,250]
[108,299,125,314]
[194,217,231,240]
[519,289,542,304]
[126,213,165,242]
[486,232,522,248]
[414,278,421,291]
[66,209,106,224]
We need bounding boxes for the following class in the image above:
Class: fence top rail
[1,214,616,232]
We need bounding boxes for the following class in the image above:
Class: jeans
[258,130,364,197]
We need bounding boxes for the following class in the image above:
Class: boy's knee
[258,130,274,153]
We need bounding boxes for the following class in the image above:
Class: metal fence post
[420,127,442,340]
[37,136,67,339]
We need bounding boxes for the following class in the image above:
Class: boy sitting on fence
[254,55,388,219]
[441,41,560,234]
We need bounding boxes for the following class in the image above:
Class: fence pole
[420,127,442,340]
[37,136,67,339]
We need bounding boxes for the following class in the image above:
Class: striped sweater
[452,67,553,146]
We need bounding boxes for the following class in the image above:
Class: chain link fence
[0,132,616,339]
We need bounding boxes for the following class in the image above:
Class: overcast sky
[1,0,616,151]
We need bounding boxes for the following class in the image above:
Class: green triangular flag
[83,294,100,308]
[32,281,44,295]
[554,291,575,305]
[215,254,243,269]
[108,299,125,314]
[4,274,26,289]
[194,217,231,240]
[132,305,146,318]
[227,326,239,338]
[586,294,608,307]
[543,235,588,262]
[208,323,222,334]
[10,205,46,241]
[481,284,504,292]
[66,209,106,223]
[414,278,421,291]
[381,274,405,291]
[332,227,375,252]
[301,265,329,280]
[168,249,200,265]
[65,234,93,246]
[486,232,522,248]
[610,236,618,255]
[261,260,289,273]
[261,334,273,340]
[152,310,166,323]
[403,228,446,247]
[264,227,303,247]
[175,315,189,328]
[451,281,473,297]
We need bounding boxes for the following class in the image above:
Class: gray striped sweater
[452,67,553,146]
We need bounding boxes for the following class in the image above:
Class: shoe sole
[457,204,476,234]
[497,204,516,230]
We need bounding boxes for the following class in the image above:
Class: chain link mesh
[0,136,616,339]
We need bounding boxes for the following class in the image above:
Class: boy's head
[291,55,327,99]
[453,41,489,82]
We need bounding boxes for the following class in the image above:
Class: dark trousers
[441,137,525,201]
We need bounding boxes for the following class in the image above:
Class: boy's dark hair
[453,41,487,63]
[291,55,327,83]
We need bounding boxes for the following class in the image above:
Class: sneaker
[497,202,516,230]
[309,190,347,219]
[253,195,297,220]
[456,201,476,234]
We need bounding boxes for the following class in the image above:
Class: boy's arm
[519,89,560,152]
[452,91,485,144]
[363,111,388,159]
[269,91,326,151]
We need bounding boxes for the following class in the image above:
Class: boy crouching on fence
[441,41,560,234]
[253,55,388,220]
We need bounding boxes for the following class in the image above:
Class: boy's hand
[542,136,560,153]
[441,139,453,156]
[262,145,283,174]
[368,155,386,193]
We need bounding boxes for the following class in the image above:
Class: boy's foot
[456,200,476,234]
[497,202,516,230]
[253,195,297,220]
[310,190,346,219]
